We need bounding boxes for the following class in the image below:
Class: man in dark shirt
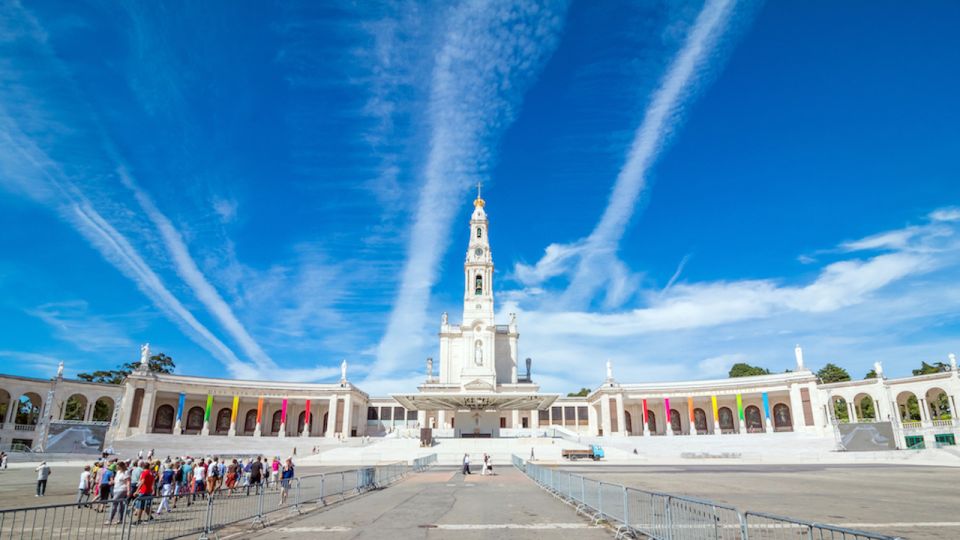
[246,457,263,496]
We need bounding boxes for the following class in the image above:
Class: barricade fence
[513,456,900,540]
[0,455,436,540]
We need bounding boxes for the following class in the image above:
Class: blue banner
[761,392,770,419]
[176,393,186,420]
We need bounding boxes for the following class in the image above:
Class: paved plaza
[562,463,960,540]
[230,466,610,540]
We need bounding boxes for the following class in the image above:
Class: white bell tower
[458,183,497,386]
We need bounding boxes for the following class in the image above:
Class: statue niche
[474,340,483,366]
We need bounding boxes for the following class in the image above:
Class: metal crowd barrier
[0,456,436,540]
[513,456,899,540]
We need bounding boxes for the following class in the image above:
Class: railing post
[623,485,629,530]
[665,495,673,540]
[598,482,603,519]
[581,475,585,504]
[295,477,302,513]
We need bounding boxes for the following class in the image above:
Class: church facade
[1,194,959,450]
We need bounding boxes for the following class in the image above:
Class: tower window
[475,274,483,295]
[476,227,482,238]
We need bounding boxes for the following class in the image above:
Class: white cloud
[27,301,138,353]
[930,207,960,223]
[211,197,238,224]
[372,0,569,379]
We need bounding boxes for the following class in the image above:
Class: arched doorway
[63,394,88,420]
[15,393,42,425]
[925,387,952,420]
[624,410,633,435]
[853,393,877,421]
[718,407,735,433]
[773,403,792,431]
[647,410,657,434]
[297,411,308,434]
[745,405,763,432]
[896,392,921,422]
[271,410,283,435]
[832,397,850,422]
[244,410,257,433]
[92,397,114,422]
[669,409,682,433]
[215,408,231,434]
[694,408,707,433]
[153,404,175,433]
[185,406,204,431]
[0,388,10,424]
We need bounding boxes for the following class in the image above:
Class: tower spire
[474,181,485,208]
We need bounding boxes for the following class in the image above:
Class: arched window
[153,405,175,433]
[244,409,258,433]
[185,407,204,431]
[476,227,482,238]
[475,274,483,295]
[694,408,707,432]
[718,407,735,432]
[773,403,792,430]
[670,409,682,433]
[215,408,231,433]
[15,393,41,425]
[745,405,763,432]
[271,410,283,434]
[623,410,633,434]
[63,394,88,420]
[647,410,657,433]
[93,397,114,422]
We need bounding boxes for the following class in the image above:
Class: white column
[788,385,806,431]
[138,383,155,435]
[601,394,612,436]
[510,337,518,383]
[417,410,426,428]
[326,395,338,437]
[587,404,597,435]
[438,410,446,430]
[342,395,353,438]
[531,409,540,431]
[615,394,626,436]
[512,410,520,429]
[115,383,136,438]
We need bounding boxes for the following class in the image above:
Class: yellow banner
[231,395,239,423]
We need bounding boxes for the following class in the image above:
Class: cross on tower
[476,181,482,199]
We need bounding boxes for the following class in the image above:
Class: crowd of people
[60,449,296,526]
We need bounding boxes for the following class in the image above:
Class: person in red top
[134,461,155,524]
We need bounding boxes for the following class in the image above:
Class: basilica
[0,193,958,452]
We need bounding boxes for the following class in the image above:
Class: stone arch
[623,410,633,435]
[669,409,682,433]
[185,406,204,431]
[0,388,10,423]
[853,393,877,421]
[215,408,231,433]
[773,403,792,431]
[694,408,708,433]
[63,393,88,420]
[832,396,850,422]
[271,410,283,435]
[745,405,763,432]
[92,397,114,422]
[646,410,657,434]
[153,404,175,433]
[15,392,42,425]
[243,409,258,433]
[895,391,921,422]
[718,407,735,432]
[925,387,952,420]
[298,411,307,434]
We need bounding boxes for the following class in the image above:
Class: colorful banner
[204,395,213,421]
[231,395,239,423]
[762,392,770,420]
[256,397,263,424]
[176,393,186,421]
[736,393,744,421]
[687,397,695,421]
[711,395,719,422]
[664,398,670,420]
[281,399,288,424]
[642,399,649,425]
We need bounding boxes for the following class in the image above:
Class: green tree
[63,396,86,420]
[864,369,877,379]
[728,363,770,378]
[567,388,590,397]
[816,363,851,384]
[858,396,876,419]
[912,361,949,376]
[833,399,849,422]
[78,353,176,384]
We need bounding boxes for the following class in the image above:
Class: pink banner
[642,399,648,423]
[281,399,288,424]
[664,397,670,415]
[304,399,311,425]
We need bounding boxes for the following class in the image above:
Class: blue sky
[1,0,958,394]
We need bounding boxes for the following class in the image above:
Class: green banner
[204,394,213,421]
[736,393,744,420]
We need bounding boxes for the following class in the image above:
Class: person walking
[156,463,174,514]
[0,452,7,470]
[106,462,130,525]
[35,461,51,497]
[193,459,207,502]
[134,464,156,524]
[461,454,471,475]
[481,454,489,476]
[279,458,295,506]
[77,465,92,507]
[97,463,115,512]
[246,457,263,496]
[271,457,281,488]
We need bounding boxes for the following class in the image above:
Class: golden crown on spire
[474,181,485,207]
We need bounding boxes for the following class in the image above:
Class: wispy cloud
[516,0,743,309]
[372,0,570,378]
[27,300,139,353]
